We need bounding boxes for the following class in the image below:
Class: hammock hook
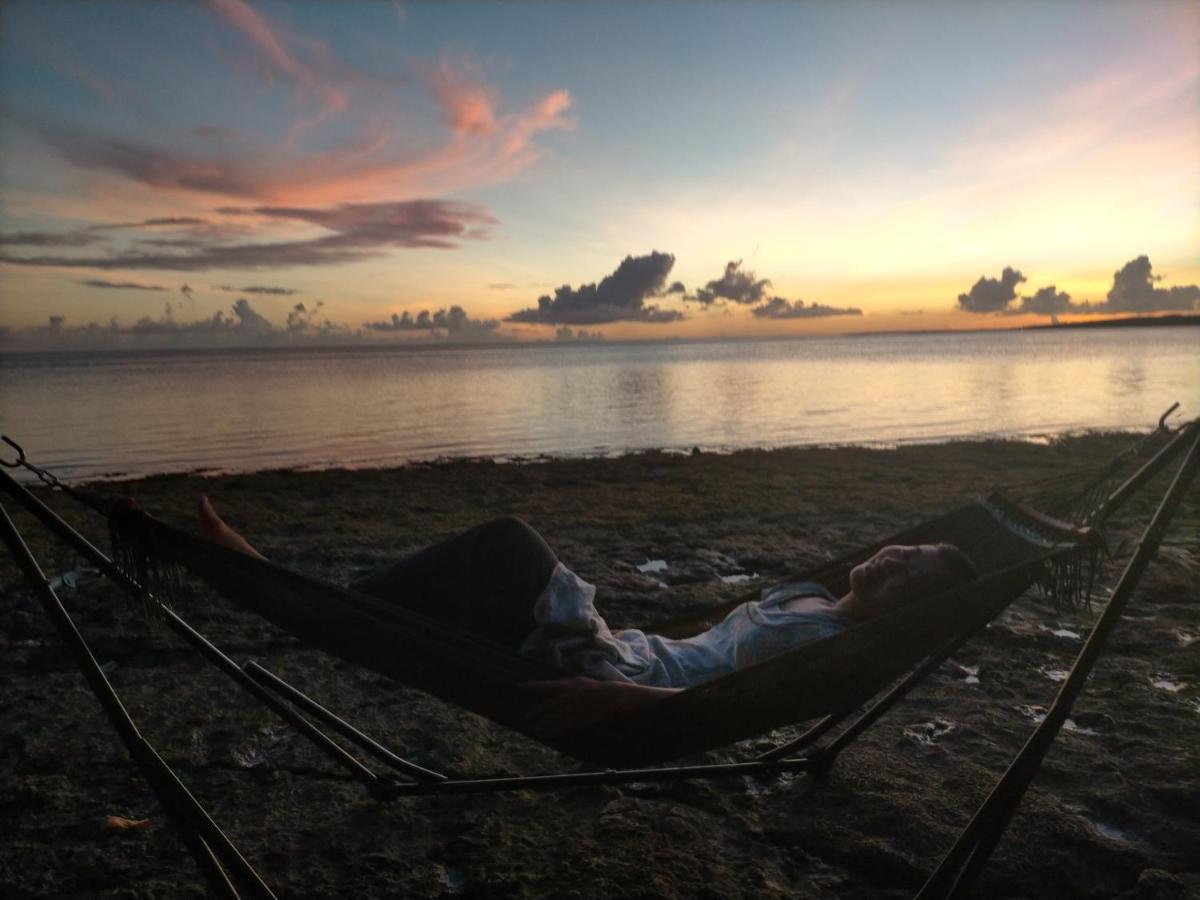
[1157,402,1180,432]
[0,435,72,497]
[0,435,26,468]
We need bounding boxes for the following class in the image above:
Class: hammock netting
[105,472,1107,765]
[12,412,1183,766]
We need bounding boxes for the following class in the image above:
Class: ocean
[1,326,1196,482]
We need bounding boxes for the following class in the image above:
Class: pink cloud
[422,56,499,136]
[29,77,574,205]
[203,7,574,199]
[211,0,349,113]
[501,89,574,158]
[15,5,576,221]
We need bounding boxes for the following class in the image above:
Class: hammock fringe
[980,492,1102,611]
[109,506,182,621]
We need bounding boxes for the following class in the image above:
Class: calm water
[1,328,1196,482]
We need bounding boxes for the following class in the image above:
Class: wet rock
[903,719,956,746]
[693,548,742,573]
[5,610,37,640]
[1125,868,1199,899]
[660,560,717,586]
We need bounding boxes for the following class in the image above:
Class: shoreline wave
[10,424,1152,486]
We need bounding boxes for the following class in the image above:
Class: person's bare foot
[197,496,265,559]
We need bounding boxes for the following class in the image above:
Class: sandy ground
[1,434,1198,899]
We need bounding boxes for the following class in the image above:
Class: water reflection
[1,327,1196,482]
[1110,360,1146,396]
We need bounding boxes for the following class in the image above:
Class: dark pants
[349,516,559,649]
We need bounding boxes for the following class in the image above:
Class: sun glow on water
[1,327,1195,482]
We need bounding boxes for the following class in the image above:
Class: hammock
[105,493,1095,766]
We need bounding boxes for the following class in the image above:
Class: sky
[0,0,1198,349]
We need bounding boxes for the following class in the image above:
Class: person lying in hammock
[198,498,975,736]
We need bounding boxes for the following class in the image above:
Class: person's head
[844,542,977,621]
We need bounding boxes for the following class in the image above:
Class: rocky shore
[2,434,1197,898]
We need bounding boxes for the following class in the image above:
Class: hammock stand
[2,414,1196,900]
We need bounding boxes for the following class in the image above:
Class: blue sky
[1,1,1197,348]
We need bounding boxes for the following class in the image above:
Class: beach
[2,433,1198,899]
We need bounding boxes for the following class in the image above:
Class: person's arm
[521,677,681,739]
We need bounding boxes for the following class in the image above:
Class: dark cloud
[286,301,324,332]
[683,262,859,320]
[0,217,209,249]
[88,217,209,231]
[555,326,604,342]
[507,252,683,325]
[364,305,499,335]
[0,200,495,271]
[1011,285,1074,316]
[957,267,1083,317]
[121,299,273,336]
[666,281,686,295]
[0,244,353,271]
[957,256,1200,317]
[143,216,207,227]
[750,297,863,319]
[365,311,430,331]
[126,298,274,336]
[1106,255,1200,313]
[218,201,496,245]
[2,299,360,350]
[136,237,210,248]
[33,119,261,196]
[229,298,274,334]
[956,267,1027,313]
[689,260,771,306]
[180,284,196,302]
[0,230,102,247]
[17,314,122,344]
[216,284,300,296]
[78,279,167,291]
[279,301,349,337]
[126,310,233,336]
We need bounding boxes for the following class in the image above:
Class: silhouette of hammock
[94,492,1096,766]
[2,410,1195,900]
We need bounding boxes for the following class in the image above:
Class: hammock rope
[996,402,1182,524]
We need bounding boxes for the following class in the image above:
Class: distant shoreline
[848,312,1200,338]
[0,312,1196,357]
[1021,312,1200,331]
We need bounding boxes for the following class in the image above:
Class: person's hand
[520,677,679,739]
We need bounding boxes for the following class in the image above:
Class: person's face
[848,544,954,615]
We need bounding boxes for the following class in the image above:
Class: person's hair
[935,542,979,588]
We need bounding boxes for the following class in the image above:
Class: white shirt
[520,563,848,688]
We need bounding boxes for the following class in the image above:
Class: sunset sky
[1,0,1197,347]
